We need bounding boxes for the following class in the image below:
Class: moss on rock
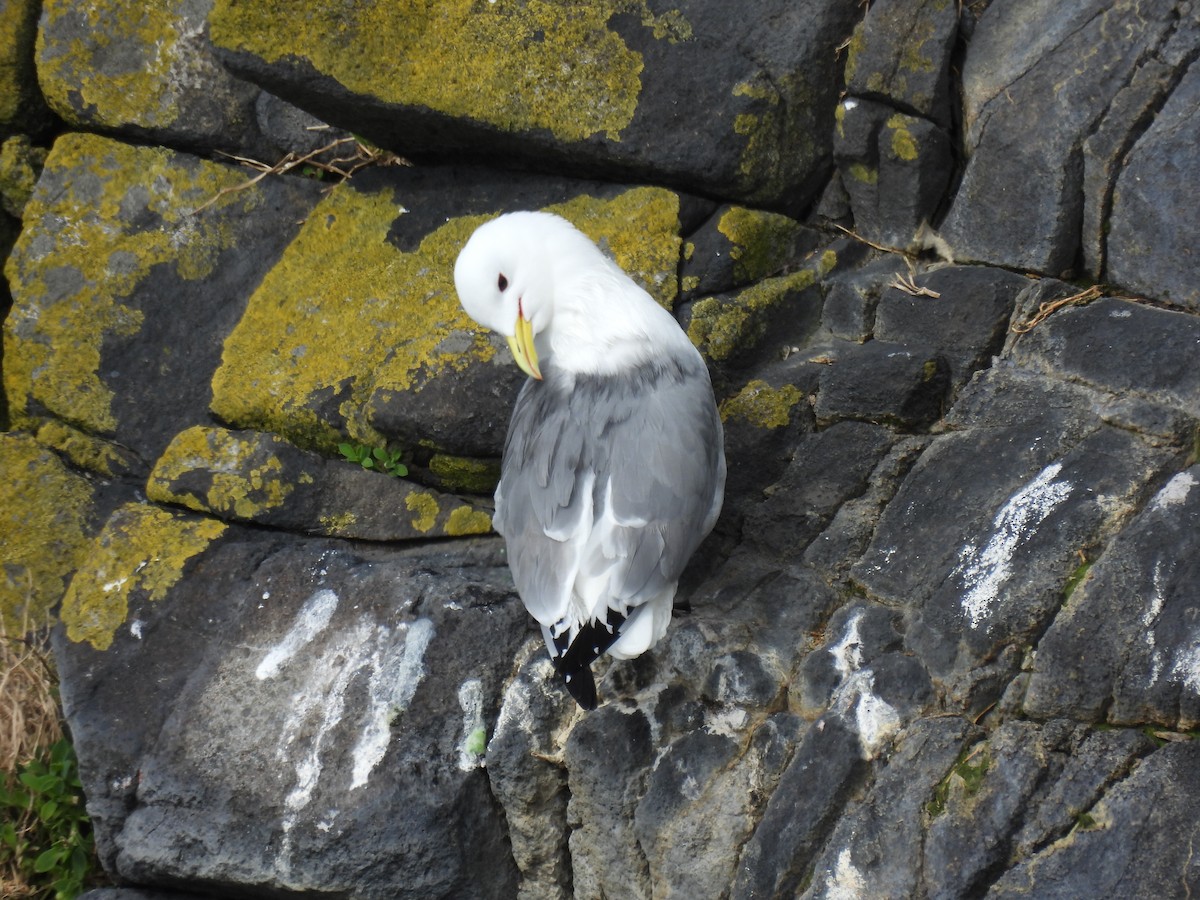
[716,206,808,285]
[0,136,47,218]
[688,268,817,362]
[36,420,137,478]
[210,0,658,143]
[3,132,266,434]
[0,433,97,633]
[428,454,501,495]
[719,379,805,429]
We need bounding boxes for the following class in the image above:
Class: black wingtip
[551,609,627,711]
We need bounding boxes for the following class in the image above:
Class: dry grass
[0,612,61,775]
[1010,285,1104,334]
[1,607,65,899]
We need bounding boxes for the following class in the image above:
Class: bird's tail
[546,608,627,710]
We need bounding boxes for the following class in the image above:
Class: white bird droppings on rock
[457,678,486,771]
[955,462,1073,632]
[1150,470,1197,512]
[256,588,339,680]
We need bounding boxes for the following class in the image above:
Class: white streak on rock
[1172,641,1200,694]
[1151,471,1196,512]
[457,678,486,771]
[827,610,902,758]
[1144,561,1168,685]
[350,618,435,789]
[956,463,1073,631]
[821,847,867,900]
[256,588,339,680]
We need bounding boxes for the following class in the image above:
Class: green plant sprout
[338,443,409,478]
[0,737,97,899]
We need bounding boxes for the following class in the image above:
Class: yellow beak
[506,313,542,380]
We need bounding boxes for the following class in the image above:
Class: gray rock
[854,366,1181,711]
[56,524,528,898]
[814,339,950,428]
[802,717,976,900]
[209,0,861,211]
[988,741,1200,897]
[874,265,1028,391]
[843,0,960,128]
[941,0,1178,274]
[834,98,952,247]
[1107,59,1200,308]
[1025,464,1200,728]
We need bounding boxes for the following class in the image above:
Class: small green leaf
[39,799,59,822]
[361,457,375,469]
[34,846,65,873]
[392,463,409,477]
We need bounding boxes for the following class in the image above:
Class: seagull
[454,211,726,710]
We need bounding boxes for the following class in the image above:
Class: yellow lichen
[211,185,681,453]
[688,268,817,362]
[846,163,879,185]
[37,0,249,133]
[716,206,806,284]
[147,426,295,520]
[405,492,440,533]
[0,0,38,125]
[548,187,681,308]
[887,114,919,162]
[719,379,804,428]
[319,511,359,535]
[428,454,501,494]
[36,419,133,477]
[0,433,96,633]
[445,505,494,536]
[4,132,261,433]
[209,0,657,142]
[59,503,226,650]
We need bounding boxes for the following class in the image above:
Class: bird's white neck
[538,260,691,377]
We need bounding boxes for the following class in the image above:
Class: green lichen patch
[59,503,226,651]
[886,113,920,162]
[147,426,297,520]
[445,506,494,537]
[210,0,656,143]
[0,0,43,127]
[0,433,97,633]
[405,492,440,534]
[4,132,265,434]
[716,206,808,285]
[732,69,819,200]
[926,743,992,819]
[719,379,805,429]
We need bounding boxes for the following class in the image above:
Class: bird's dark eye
[498,274,509,292]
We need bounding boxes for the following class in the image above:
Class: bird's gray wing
[494,355,725,628]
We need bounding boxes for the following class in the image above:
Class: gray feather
[494,352,725,628]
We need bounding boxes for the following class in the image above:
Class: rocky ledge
[3,0,1200,898]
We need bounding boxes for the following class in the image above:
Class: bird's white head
[455,211,590,380]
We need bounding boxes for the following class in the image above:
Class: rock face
[3,2,1200,899]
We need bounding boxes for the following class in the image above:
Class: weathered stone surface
[36,0,273,156]
[814,339,950,428]
[941,0,1179,274]
[209,0,860,211]
[854,366,1182,711]
[801,717,975,900]
[680,204,818,300]
[834,98,952,247]
[3,132,319,464]
[56,523,528,897]
[843,0,959,128]
[147,425,493,540]
[0,0,51,134]
[1025,465,1200,728]
[988,741,1200,897]
[874,264,1027,390]
[1107,59,1200,308]
[6,1,1200,897]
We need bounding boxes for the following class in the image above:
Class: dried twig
[889,271,941,298]
[190,136,410,215]
[1010,285,1103,334]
